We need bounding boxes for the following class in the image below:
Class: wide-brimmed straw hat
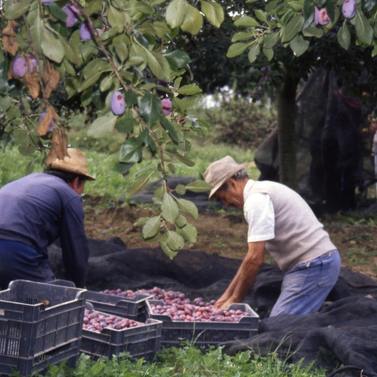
[203,156,246,198]
[46,148,95,180]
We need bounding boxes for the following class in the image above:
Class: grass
[0,142,259,202]
[41,346,325,377]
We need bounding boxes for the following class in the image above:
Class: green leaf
[125,91,138,106]
[138,93,161,126]
[99,75,114,92]
[254,9,267,23]
[146,50,170,81]
[108,5,125,32]
[166,230,185,250]
[226,42,250,58]
[113,35,129,62]
[263,48,274,61]
[160,240,178,259]
[87,113,118,138]
[303,26,323,38]
[175,214,187,228]
[166,0,188,28]
[165,50,191,70]
[4,0,30,19]
[142,216,161,239]
[181,4,203,35]
[83,59,111,79]
[177,224,197,243]
[234,15,259,28]
[127,168,155,197]
[263,32,279,49]
[231,31,254,42]
[175,184,186,195]
[41,27,65,63]
[281,15,304,43]
[289,35,310,56]
[177,83,202,96]
[355,9,373,45]
[161,193,179,223]
[201,1,224,28]
[177,198,198,219]
[115,111,135,133]
[303,0,313,20]
[29,9,43,54]
[248,43,260,63]
[47,3,67,22]
[160,118,180,144]
[337,21,351,50]
[119,139,142,163]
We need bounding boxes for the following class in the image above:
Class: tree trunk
[277,70,299,189]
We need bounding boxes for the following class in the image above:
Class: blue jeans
[0,239,55,289]
[270,249,341,317]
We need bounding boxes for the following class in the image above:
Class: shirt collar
[243,179,255,204]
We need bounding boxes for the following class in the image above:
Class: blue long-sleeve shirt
[0,173,89,287]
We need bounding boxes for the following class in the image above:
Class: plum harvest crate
[0,280,86,376]
[146,300,259,348]
[81,316,162,360]
[85,290,152,321]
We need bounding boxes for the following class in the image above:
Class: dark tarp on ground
[49,238,377,376]
[255,68,376,214]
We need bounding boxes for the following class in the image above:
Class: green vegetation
[0,143,259,201]
[41,346,325,377]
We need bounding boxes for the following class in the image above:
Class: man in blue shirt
[0,148,95,288]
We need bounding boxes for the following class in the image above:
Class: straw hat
[46,148,95,180]
[203,156,246,198]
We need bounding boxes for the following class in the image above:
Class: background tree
[223,0,377,188]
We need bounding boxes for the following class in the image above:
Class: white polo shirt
[243,180,275,243]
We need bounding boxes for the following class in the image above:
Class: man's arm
[60,196,90,287]
[215,241,265,309]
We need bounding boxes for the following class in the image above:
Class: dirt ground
[85,200,377,279]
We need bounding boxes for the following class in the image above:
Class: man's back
[245,180,336,271]
[0,173,79,253]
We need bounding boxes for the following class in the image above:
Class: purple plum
[161,98,172,116]
[80,23,92,41]
[41,0,54,4]
[63,4,79,28]
[12,56,27,78]
[342,0,356,19]
[314,7,331,25]
[111,91,125,115]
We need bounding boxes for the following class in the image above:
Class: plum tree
[0,0,223,258]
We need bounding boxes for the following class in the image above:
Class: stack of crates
[0,280,86,376]
[82,290,162,359]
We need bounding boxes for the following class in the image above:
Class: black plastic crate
[0,280,86,376]
[81,314,162,360]
[49,280,151,321]
[0,340,80,376]
[86,290,152,321]
[146,300,259,348]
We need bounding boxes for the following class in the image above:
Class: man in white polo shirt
[204,156,341,317]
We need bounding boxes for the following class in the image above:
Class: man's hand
[214,241,265,309]
[215,295,237,310]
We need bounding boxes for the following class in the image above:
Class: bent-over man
[204,156,341,316]
[0,148,94,288]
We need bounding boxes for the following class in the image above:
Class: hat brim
[208,163,246,199]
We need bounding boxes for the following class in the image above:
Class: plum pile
[101,287,248,323]
[83,309,141,333]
